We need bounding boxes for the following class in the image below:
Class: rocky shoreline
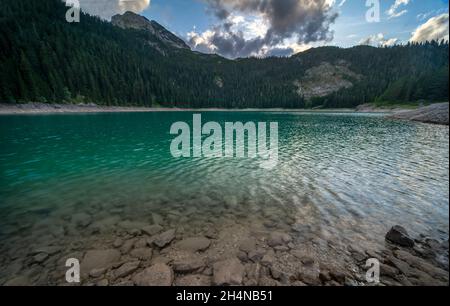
[1,218,448,286]
[389,103,449,126]
[0,102,155,114]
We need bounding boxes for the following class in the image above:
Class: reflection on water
[0,111,448,284]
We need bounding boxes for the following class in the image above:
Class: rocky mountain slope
[111,12,190,51]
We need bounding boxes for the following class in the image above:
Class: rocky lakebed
[0,209,448,286]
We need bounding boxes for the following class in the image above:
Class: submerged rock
[81,249,121,274]
[175,237,211,252]
[132,263,174,286]
[113,261,140,279]
[153,229,176,248]
[213,258,245,286]
[141,224,163,236]
[172,258,205,273]
[174,274,211,286]
[386,226,415,248]
[267,232,292,247]
[130,248,153,261]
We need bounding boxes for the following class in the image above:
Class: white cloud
[189,0,338,58]
[387,0,410,19]
[74,0,151,20]
[410,13,449,43]
[359,33,399,47]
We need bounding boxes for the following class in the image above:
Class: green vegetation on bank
[0,0,448,109]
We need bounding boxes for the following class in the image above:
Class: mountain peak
[111,11,190,50]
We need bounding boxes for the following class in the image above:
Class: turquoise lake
[0,111,448,284]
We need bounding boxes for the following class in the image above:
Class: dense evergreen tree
[0,0,448,108]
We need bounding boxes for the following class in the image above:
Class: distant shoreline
[0,102,395,115]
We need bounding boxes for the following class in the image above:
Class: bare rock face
[132,263,174,286]
[81,249,121,275]
[294,61,362,101]
[111,12,190,50]
[213,258,245,285]
[386,226,415,248]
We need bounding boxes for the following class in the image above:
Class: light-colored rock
[174,275,211,286]
[96,279,109,286]
[113,238,123,248]
[390,103,449,125]
[130,248,153,260]
[132,263,174,286]
[113,261,140,279]
[213,258,245,285]
[120,239,136,254]
[175,237,211,252]
[141,224,163,236]
[81,249,121,275]
[172,258,205,273]
[267,232,292,247]
[153,229,176,248]
[4,276,31,286]
[239,238,257,254]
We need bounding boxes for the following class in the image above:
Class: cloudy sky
[77,0,449,58]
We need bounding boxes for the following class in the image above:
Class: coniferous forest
[0,0,448,109]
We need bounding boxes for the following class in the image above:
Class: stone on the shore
[132,263,174,286]
[174,274,211,286]
[386,225,415,247]
[175,237,211,252]
[267,232,292,247]
[113,261,140,279]
[81,249,121,274]
[153,229,176,248]
[213,258,245,286]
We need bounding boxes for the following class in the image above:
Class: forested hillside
[0,0,448,109]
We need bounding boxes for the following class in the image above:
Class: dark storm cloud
[190,0,338,58]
